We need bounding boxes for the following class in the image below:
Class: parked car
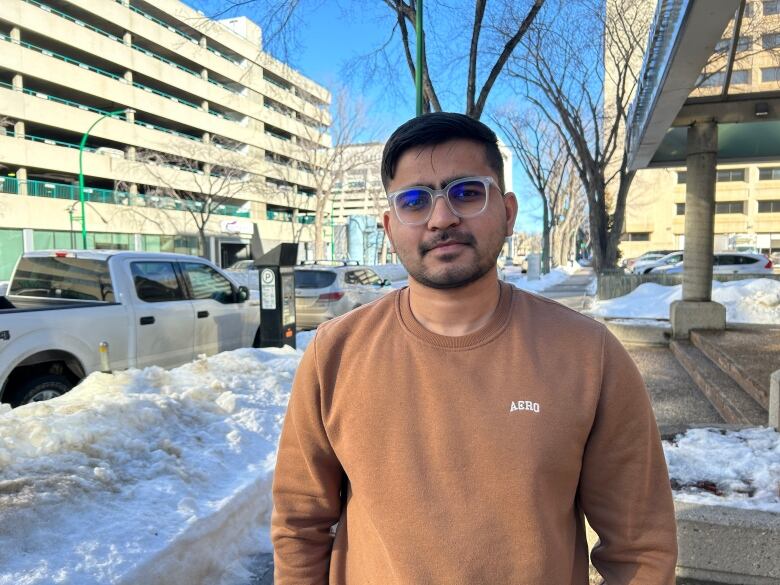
[0,250,260,407]
[294,262,394,329]
[623,250,676,271]
[227,259,255,271]
[632,251,683,274]
[655,252,773,275]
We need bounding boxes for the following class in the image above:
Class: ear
[382,210,395,252]
[502,192,518,237]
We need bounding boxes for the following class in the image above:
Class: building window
[762,33,780,49]
[761,67,780,83]
[676,203,686,215]
[745,1,757,17]
[758,200,780,213]
[715,36,752,52]
[731,70,751,85]
[621,232,651,242]
[699,72,726,87]
[759,167,780,180]
[716,169,745,182]
[714,201,745,214]
[677,171,687,184]
[764,0,780,15]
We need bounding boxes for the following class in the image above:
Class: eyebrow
[393,175,478,191]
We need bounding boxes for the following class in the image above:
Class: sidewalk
[535,267,596,311]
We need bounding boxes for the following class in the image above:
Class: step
[670,340,766,425]
[690,330,770,409]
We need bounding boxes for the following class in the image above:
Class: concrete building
[0,0,332,280]
[621,0,780,262]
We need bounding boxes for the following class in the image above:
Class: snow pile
[591,278,780,324]
[0,346,302,585]
[503,266,574,292]
[664,427,780,513]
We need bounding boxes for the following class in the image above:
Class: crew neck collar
[396,281,514,350]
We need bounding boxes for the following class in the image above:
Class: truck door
[179,261,244,356]
[129,261,195,368]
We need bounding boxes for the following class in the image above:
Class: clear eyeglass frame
[386,175,499,225]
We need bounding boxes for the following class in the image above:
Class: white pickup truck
[0,250,261,407]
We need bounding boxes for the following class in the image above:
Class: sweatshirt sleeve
[578,330,678,584]
[272,335,344,584]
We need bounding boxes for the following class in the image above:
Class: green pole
[415,0,424,116]
[78,109,127,249]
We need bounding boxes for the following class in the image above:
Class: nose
[426,194,460,230]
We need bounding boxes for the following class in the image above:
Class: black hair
[381,112,505,192]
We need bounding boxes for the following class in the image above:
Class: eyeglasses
[386,176,498,225]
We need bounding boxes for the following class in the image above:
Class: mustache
[419,230,476,255]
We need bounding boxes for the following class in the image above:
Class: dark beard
[402,229,501,289]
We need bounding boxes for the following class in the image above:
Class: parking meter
[254,243,298,349]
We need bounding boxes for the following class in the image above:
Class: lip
[430,242,467,253]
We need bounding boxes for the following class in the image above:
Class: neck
[407,268,501,336]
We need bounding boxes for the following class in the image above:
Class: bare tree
[262,89,378,258]
[497,109,583,273]
[127,138,258,257]
[508,0,652,273]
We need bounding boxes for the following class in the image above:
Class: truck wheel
[8,374,73,407]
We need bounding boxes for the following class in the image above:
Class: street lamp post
[78,108,130,249]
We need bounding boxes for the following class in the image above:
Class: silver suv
[294,262,394,329]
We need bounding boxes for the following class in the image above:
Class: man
[272,112,677,584]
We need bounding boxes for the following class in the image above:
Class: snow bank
[591,278,780,324]
[664,427,780,513]
[0,347,302,585]
[503,266,574,292]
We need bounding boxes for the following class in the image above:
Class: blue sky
[186,1,542,232]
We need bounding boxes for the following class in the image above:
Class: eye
[449,181,486,201]
[397,190,429,210]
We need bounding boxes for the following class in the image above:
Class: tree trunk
[541,203,551,274]
[198,229,209,261]
[314,204,326,259]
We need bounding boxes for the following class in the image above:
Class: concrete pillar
[12,73,23,91]
[203,163,212,176]
[22,228,33,251]
[126,145,137,161]
[202,132,211,144]
[127,183,139,206]
[200,36,208,49]
[201,100,209,112]
[770,370,779,430]
[670,121,726,339]
[683,121,717,301]
[123,31,132,47]
[14,120,25,138]
[123,70,133,84]
[16,167,27,196]
[125,109,135,124]
[10,27,20,42]
[201,68,209,81]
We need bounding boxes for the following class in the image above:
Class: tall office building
[0,0,331,280]
[620,0,780,261]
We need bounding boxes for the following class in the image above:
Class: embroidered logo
[510,400,540,414]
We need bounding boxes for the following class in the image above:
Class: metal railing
[0,178,250,218]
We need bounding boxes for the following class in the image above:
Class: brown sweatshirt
[272,282,677,584]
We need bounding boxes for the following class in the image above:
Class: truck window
[131,262,185,302]
[181,262,235,303]
[9,256,114,301]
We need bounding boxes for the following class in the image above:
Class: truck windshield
[9,257,114,302]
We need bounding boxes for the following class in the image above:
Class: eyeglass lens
[395,179,487,223]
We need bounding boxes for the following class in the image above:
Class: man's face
[382,139,518,289]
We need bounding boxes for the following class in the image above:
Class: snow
[664,427,780,513]
[591,278,780,324]
[503,265,577,292]
[0,346,303,585]
[2,327,778,585]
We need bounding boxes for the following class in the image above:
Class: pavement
[239,268,726,585]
